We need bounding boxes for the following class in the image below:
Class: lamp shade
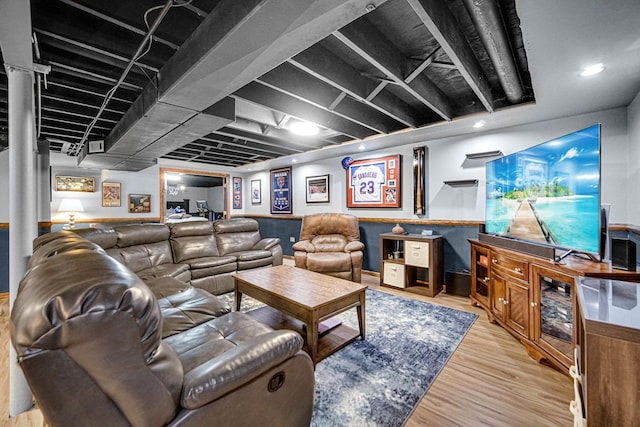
[58,198,84,213]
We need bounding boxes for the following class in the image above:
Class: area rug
[220,289,477,426]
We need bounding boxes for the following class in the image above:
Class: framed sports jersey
[346,154,401,208]
[232,177,242,209]
[270,166,292,214]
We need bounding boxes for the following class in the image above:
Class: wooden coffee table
[233,265,366,366]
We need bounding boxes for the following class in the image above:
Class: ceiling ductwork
[0,0,538,169]
[79,0,391,171]
[462,0,525,103]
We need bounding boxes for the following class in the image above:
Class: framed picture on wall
[270,167,292,214]
[305,174,330,203]
[251,179,261,204]
[346,154,401,208]
[128,194,151,213]
[55,176,95,192]
[102,182,121,207]
[233,176,242,209]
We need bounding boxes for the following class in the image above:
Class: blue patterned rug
[221,289,477,426]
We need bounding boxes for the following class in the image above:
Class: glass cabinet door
[471,245,490,308]
[532,266,575,366]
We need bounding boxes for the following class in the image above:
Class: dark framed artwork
[55,175,95,192]
[251,179,261,204]
[413,146,427,215]
[128,194,151,213]
[346,154,401,208]
[270,167,292,214]
[102,182,121,207]
[233,176,242,209]
[305,174,330,203]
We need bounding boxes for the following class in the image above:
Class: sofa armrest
[345,241,365,252]
[181,330,303,409]
[252,237,280,251]
[292,240,315,253]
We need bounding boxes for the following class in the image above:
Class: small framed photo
[233,176,242,209]
[102,182,121,207]
[251,179,261,204]
[305,174,330,203]
[271,167,292,214]
[128,194,151,213]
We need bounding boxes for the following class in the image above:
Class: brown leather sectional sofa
[10,219,314,426]
[34,218,283,295]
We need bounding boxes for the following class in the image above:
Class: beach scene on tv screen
[485,125,600,254]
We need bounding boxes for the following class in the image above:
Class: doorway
[159,167,229,223]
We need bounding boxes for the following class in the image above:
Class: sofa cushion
[227,250,273,270]
[171,235,220,262]
[169,221,214,238]
[145,276,192,299]
[163,312,304,408]
[28,236,105,270]
[190,265,236,280]
[187,255,237,270]
[72,228,118,249]
[227,250,272,262]
[306,252,352,273]
[158,287,231,338]
[214,219,261,255]
[114,224,170,247]
[137,263,190,281]
[106,240,174,272]
[311,234,348,252]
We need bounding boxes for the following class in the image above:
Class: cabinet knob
[483,276,490,282]
[514,267,522,273]
[498,297,504,303]
[503,299,509,305]
[492,259,498,264]
[530,302,538,307]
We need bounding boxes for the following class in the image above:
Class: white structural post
[1,0,38,416]
[6,63,38,418]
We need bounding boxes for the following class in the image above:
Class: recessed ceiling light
[473,120,485,129]
[580,63,605,77]
[289,121,319,136]
[358,144,365,150]
[292,159,297,163]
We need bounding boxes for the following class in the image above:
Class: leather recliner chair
[292,213,364,282]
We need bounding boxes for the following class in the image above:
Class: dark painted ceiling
[0,0,534,170]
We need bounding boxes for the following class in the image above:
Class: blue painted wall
[2,220,637,294]
[254,217,478,275]
[0,228,8,293]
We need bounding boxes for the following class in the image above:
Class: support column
[0,0,39,417]
[7,64,37,417]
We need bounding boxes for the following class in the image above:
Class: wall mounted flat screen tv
[485,124,601,257]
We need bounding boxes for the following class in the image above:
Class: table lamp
[58,198,84,229]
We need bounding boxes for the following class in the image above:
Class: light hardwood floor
[1,271,573,427]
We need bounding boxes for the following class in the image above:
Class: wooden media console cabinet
[469,239,640,372]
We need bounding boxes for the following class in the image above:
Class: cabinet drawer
[383,263,406,288]
[490,252,528,280]
[405,240,429,268]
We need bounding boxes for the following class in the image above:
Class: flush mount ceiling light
[472,120,485,129]
[289,121,319,136]
[580,63,605,77]
[358,144,365,150]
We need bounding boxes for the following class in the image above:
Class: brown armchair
[292,213,364,282]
